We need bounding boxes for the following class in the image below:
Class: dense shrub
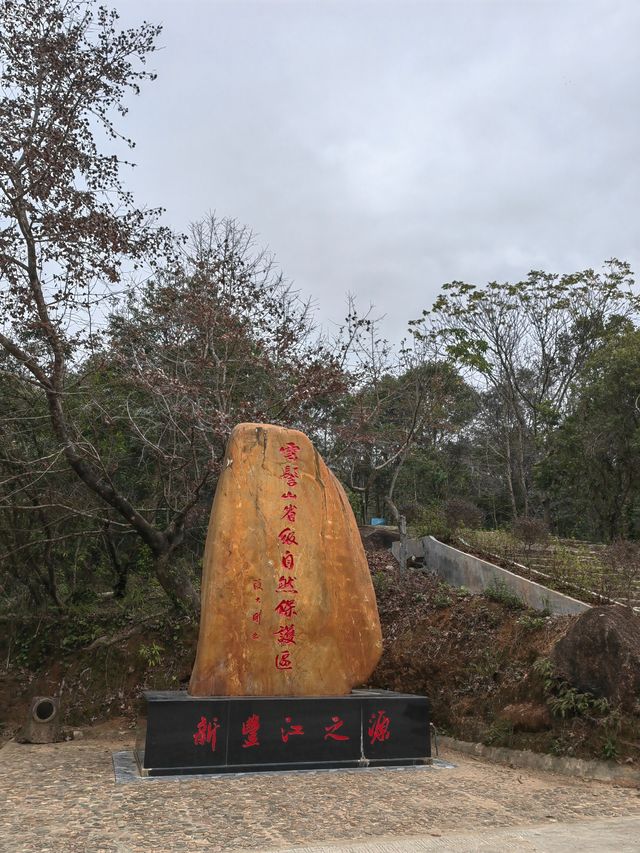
[511,517,549,548]
[445,498,484,531]
[410,504,451,541]
[399,500,427,524]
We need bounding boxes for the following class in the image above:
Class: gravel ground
[1,734,640,852]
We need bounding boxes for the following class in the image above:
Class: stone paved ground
[1,734,640,853]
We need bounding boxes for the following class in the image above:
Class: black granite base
[136,689,430,776]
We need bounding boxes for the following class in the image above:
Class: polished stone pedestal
[136,689,430,776]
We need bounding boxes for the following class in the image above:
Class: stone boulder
[189,423,383,697]
[551,606,640,711]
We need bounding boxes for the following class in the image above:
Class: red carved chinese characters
[274,624,296,645]
[241,713,260,748]
[324,715,350,741]
[281,504,297,522]
[279,442,301,461]
[275,651,293,669]
[277,575,298,593]
[281,551,295,570]
[277,527,299,546]
[280,466,300,489]
[368,710,391,744]
[193,715,220,751]
[275,440,303,671]
[250,578,264,640]
[274,599,297,618]
[281,716,304,742]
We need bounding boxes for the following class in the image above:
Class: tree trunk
[153,550,200,613]
[103,525,129,599]
[504,431,518,518]
[39,513,64,610]
[385,455,409,570]
[516,425,529,517]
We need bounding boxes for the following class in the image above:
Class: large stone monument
[136,424,430,776]
[189,423,382,696]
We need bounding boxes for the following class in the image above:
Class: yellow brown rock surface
[189,423,382,696]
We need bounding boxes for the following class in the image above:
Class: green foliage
[483,719,514,747]
[433,586,453,608]
[546,545,592,589]
[0,29,638,640]
[549,735,571,756]
[8,630,38,669]
[542,325,640,541]
[517,613,547,631]
[410,504,451,541]
[533,657,610,719]
[412,261,638,530]
[138,642,164,668]
[548,685,609,719]
[460,528,520,562]
[483,579,525,610]
[459,527,625,605]
[469,646,507,679]
[601,736,619,760]
[134,545,155,578]
[532,656,555,691]
[60,623,100,651]
[345,488,364,522]
[372,571,389,596]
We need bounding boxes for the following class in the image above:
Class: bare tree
[336,306,471,528]
[0,0,204,609]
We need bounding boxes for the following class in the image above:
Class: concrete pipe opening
[21,696,61,743]
[32,697,57,723]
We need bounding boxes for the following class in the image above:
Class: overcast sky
[112,0,640,341]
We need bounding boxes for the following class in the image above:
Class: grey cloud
[113,0,640,340]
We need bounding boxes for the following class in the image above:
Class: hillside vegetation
[2,545,639,767]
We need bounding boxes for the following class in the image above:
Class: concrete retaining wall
[437,735,640,787]
[393,535,589,616]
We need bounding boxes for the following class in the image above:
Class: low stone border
[437,735,640,787]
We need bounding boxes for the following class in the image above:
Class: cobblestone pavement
[1,735,640,853]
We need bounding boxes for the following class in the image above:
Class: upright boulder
[552,606,640,711]
[189,423,382,696]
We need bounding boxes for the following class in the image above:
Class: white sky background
[112,0,640,342]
